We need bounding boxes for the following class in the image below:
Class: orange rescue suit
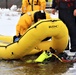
[21,0,46,13]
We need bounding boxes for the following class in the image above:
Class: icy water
[0,55,76,75]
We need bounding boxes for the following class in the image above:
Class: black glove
[13,34,21,42]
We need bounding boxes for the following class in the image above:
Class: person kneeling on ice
[13,10,51,42]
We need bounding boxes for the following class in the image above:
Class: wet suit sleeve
[16,16,28,36]
[16,14,32,36]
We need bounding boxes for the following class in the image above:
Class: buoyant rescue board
[0,19,69,60]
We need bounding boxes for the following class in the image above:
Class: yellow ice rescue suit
[22,0,46,14]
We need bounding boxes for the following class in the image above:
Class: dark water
[0,55,76,75]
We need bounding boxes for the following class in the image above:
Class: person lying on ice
[13,10,51,42]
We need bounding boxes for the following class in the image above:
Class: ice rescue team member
[21,0,46,15]
[13,10,51,42]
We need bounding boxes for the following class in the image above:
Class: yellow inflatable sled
[0,19,69,59]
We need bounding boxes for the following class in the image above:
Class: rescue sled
[0,19,68,60]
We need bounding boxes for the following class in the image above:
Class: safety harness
[28,0,38,11]
[28,0,38,5]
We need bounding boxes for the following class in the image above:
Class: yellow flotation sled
[0,19,69,59]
